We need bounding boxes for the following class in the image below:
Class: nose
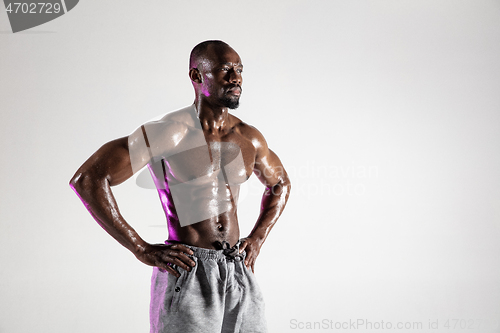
[229,69,242,86]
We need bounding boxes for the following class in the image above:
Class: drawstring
[214,241,244,261]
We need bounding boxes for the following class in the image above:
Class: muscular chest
[162,138,255,185]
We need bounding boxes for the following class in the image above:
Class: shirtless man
[69,40,291,333]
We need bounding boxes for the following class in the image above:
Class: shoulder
[159,105,199,128]
[134,105,199,141]
[230,114,268,154]
[153,105,199,131]
[128,106,200,156]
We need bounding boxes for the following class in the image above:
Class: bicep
[246,125,288,187]
[253,147,288,188]
[78,137,136,186]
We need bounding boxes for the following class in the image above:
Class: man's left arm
[239,130,291,272]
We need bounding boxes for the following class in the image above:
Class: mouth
[226,86,242,96]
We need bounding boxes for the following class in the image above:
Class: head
[189,40,243,109]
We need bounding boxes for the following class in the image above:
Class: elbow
[69,171,96,196]
[281,174,291,193]
[280,175,291,202]
[69,172,85,194]
[284,178,291,198]
[285,175,291,189]
[270,176,291,199]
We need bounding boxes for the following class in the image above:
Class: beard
[219,86,241,109]
[220,95,240,109]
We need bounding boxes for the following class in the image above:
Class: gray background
[1,1,500,332]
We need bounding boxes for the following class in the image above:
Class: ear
[189,68,202,84]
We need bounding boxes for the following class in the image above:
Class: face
[197,46,243,109]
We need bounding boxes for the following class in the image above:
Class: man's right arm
[69,136,195,277]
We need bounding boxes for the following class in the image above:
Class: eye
[237,69,243,74]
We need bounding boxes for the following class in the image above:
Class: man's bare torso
[70,41,290,277]
[130,105,258,249]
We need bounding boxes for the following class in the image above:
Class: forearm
[249,176,291,243]
[70,172,147,256]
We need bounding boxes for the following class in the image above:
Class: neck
[194,99,231,135]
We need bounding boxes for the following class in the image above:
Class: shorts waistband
[165,240,246,262]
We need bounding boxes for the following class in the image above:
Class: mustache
[225,85,242,93]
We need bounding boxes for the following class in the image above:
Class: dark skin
[70,43,291,277]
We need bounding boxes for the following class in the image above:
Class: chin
[221,97,240,110]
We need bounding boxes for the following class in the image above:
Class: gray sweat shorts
[149,240,267,333]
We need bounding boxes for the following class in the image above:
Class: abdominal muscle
[153,162,244,249]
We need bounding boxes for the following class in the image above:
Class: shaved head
[189,40,231,69]
[189,40,243,109]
